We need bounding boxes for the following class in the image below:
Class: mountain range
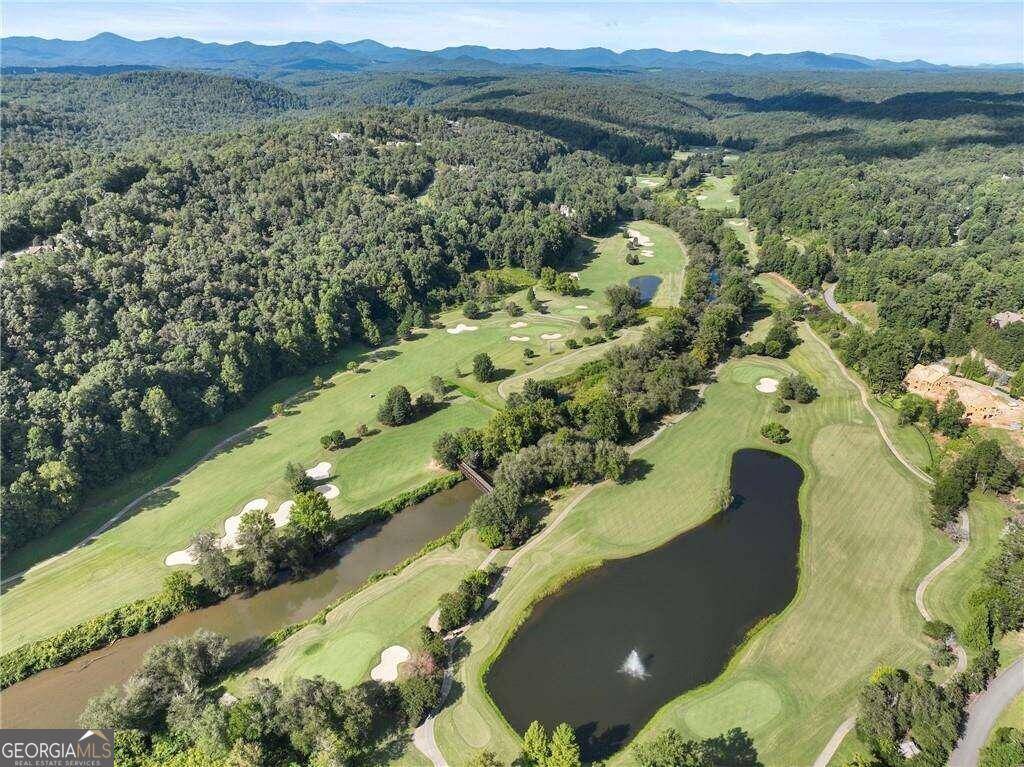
[4,32,1020,74]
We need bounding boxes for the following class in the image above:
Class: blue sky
[3,1,1022,65]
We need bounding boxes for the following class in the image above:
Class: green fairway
[0,221,685,653]
[690,174,739,211]
[236,533,492,689]
[430,318,951,766]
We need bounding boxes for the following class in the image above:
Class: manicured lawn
[690,174,739,211]
[432,317,951,767]
[990,690,1024,733]
[0,221,684,652]
[233,533,492,690]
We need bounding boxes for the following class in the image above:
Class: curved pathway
[823,283,860,326]
[805,290,981,765]
[949,657,1024,767]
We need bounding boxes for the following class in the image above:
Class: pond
[486,449,802,760]
[628,275,662,303]
[0,482,480,728]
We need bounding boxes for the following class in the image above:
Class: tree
[506,301,523,317]
[191,531,234,597]
[473,353,496,383]
[320,430,346,450]
[934,391,966,437]
[468,751,505,767]
[463,300,481,319]
[271,402,285,418]
[1011,364,1024,399]
[285,461,314,493]
[547,723,582,767]
[525,287,540,311]
[761,422,790,444]
[288,491,334,546]
[522,721,549,767]
[378,385,413,426]
[237,509,279,589]
[313,375,325,389]
[430,375,447,398]
[355,423,369,438]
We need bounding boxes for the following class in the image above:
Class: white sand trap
[315,483,340,500]
[641,249,654,258]
[756,377,779,393]
[696,194,708,201]
[627,228,653,247]
[638,178,660,188]
[305,462,332,480]
[575,304,588,309]
[272,500,294,527]
[570,272,580,279]
[447,323,478,334]
[370,645,411,682]
[164,548,197,567]
[428,610,442,633]
[510,321,528,329]
[222,499,269,547]
[540,333,562,341]
[509,335,530,342]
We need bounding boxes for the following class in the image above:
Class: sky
[3,1,1022,66]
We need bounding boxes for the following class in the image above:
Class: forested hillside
[0,101,629,553]
[3,65,1022,555]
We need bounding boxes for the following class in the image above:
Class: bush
[565,338,581,349]
[320,430,346,450]
[505,301,523,317]
[923,620,954,641]
[463,300,481,319]
[761,422,790,444]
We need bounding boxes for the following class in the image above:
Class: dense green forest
[3,66,1023,555]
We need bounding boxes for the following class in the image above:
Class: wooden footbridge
[458,460,494,494]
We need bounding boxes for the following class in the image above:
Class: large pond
[628,275,662,303]
[0,482,480,728]
[487,449,802,760]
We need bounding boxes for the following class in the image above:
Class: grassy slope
[690,174,738,211]
[0,220,683,652]
[432,318,948,766]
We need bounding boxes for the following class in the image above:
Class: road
[949,657,1024,766]
[823,283,860,326]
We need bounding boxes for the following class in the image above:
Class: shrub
[463,300,481,319]
[320,430,346,450]
[761,422,790,444]
[923,620,954,640]
[565,338,581,349]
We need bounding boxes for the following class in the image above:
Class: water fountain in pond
[620,649,649,679]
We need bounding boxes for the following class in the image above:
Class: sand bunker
[428,610,442,633]
[164,549,197,567]
[165,497,293,566]
[272,500,294,527]
[509,335,530,342]
[222,499,268,544]
[756,377,780,393]
[575,304,588,309]
[315,483,340,500]
[696,194,708,201]
[510,321,528,329]
[641,250,654,258]
[627,228,653,247]
[370,645,411,682]
[447,323,479,334]
[306,462,332,480]
[540,333,562,341]
[570,272,580,279]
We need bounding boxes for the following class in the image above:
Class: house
[904,363,1024,429]
[990,311,1024,329]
